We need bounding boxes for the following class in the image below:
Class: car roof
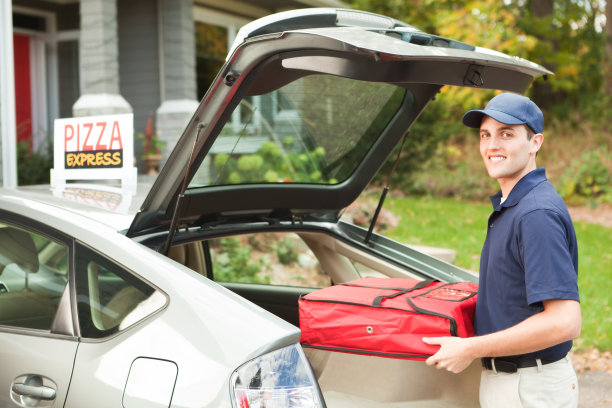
[4,182,150,232]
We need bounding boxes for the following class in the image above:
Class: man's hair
[524,125,540,156]
[524,125,535,140]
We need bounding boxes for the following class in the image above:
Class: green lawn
[384,196,612,351]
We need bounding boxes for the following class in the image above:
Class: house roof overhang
[194,0,350,20]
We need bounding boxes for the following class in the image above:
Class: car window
[0,223,69,330]
[189,75,406,187]
[208,232,331,288]
[75,244,165,338]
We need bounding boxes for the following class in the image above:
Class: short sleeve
[518,209,579,305]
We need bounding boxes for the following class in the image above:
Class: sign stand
[50,113,138,214]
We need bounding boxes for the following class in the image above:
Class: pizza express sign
[63,121,123,169]
[51,114,137,186]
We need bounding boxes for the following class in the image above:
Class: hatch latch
[463,65,485,87]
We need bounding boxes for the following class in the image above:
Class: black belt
[481,354,565,373]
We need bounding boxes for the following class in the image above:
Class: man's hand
[421,299,580,375]
[422,336,477,374]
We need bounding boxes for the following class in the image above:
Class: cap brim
[462,109,526,129]
[462,110,486,129]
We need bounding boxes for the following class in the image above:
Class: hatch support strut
[365,131,408,245]
[159,123,205,255]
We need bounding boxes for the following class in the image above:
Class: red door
[13,34,32,146]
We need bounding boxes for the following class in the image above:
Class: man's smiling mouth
[489,156,506,162]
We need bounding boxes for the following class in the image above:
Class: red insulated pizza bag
[298,277,478,360]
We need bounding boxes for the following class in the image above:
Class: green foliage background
[350,0,611,203]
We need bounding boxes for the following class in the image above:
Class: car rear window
[189,74,406,187]
[74,243,166,338]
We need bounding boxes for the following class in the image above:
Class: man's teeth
[490,156,505,162]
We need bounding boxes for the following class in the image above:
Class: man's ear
[531,133,544,155]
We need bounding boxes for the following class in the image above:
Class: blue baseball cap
[462,93,543,134]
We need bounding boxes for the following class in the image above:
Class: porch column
[73,0,132,116]
[0,0,17,187]
[156,0,199,162]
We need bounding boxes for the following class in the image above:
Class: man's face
[479,116,542,194]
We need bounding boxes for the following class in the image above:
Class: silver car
[0,8,549,408]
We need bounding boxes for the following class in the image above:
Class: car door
[0,217,77,408]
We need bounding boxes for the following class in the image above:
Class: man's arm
[422,298,581,373]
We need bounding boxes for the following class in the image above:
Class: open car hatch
[127,8,551,238]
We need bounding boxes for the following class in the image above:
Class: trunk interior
[167,230,481,407]
[305,347,480,408]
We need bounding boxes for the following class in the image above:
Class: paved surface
[577,370,612,407]
[572,349,612,407]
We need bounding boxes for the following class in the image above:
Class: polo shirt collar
[489,168,547,210]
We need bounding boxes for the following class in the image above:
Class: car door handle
[11,382,56,400]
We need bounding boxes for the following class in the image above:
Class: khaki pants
[479,355,578,408]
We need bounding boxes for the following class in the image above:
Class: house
[0,0,348,186]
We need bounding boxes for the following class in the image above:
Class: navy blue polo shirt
[475,168,579,361]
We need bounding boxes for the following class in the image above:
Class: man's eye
[480,133,490,139]
[502,132,513,138]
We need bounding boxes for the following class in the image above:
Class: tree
[528,0,556,108]
[531,0,554,16]
[606,0,612,95]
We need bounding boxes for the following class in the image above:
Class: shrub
[17,141,53,186]
[210,237,269,283]
[212,141,335,184]
[558,147,612,205]
[275,238,299,265]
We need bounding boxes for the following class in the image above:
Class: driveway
[578,370,612,406]
[572,350,612,407]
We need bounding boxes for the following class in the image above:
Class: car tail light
[230,344,324,408]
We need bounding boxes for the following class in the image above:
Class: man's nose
[486,135,500,149]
